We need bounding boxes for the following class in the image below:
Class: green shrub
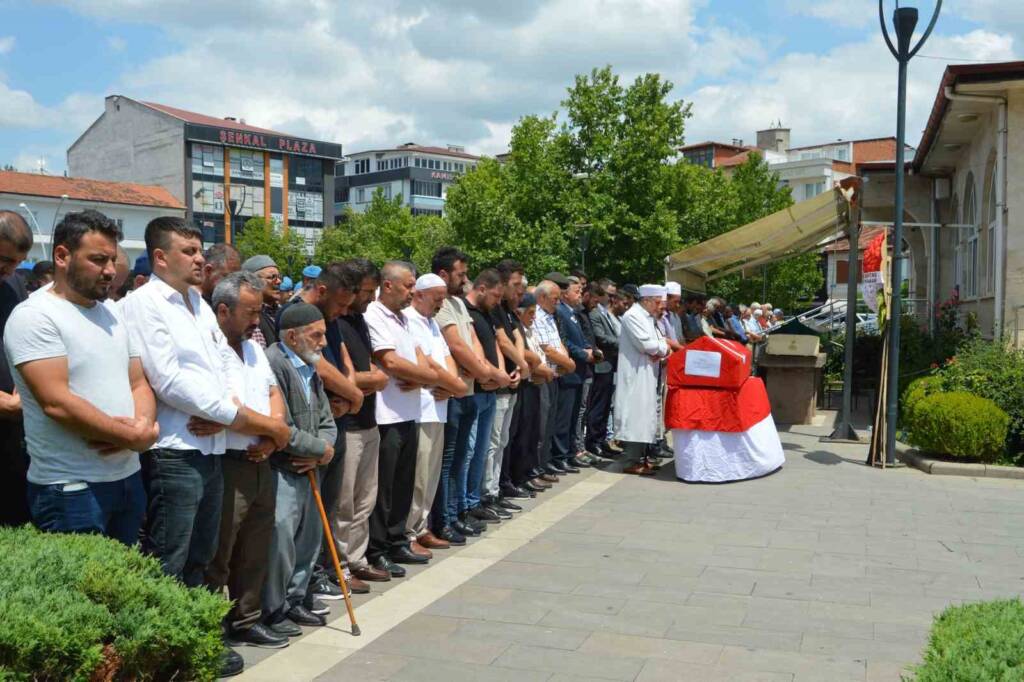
[908,598,1024,681]
[905,391,1009,463]
[939,337,1024,444]
[0,526,229,681]
[900,375,944,428]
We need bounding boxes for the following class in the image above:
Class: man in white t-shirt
[403,274,467,555]
[363,261,440,577]
[4,209,158,544]
[203,271,290,651]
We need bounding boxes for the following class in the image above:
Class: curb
[896,442,1024,480]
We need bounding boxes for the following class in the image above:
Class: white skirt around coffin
[672,414,785,483]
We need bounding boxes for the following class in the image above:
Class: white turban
[664,281,682,296]
[415,273,446,291]
[639,284,667,300]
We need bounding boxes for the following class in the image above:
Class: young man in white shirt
[5,209,158,543]
[363,261,440,577]
[403,274,466,553]
[203,271,290,650]
[121,217,290,589]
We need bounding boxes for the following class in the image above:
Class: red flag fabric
[668,336,752,390]
[665,376,771,433]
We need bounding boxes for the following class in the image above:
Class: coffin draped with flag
[666,337,785,483]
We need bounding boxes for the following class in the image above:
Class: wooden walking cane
[307,469,361,636]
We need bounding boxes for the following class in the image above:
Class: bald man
[0,211,34,526]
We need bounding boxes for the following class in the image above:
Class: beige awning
[666,186,854,292]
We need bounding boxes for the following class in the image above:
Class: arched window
[986,164,997,295]
[962,173,978,298]
[950,193,960,295]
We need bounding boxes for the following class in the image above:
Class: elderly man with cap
[403,273,466,552]
[131,253,151,291]
[262,302,338,634]
[302,265,321,291]
[614,284,669,475]
[242,255,283,348]
[278,277,294,305]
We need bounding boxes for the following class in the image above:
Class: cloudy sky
[0,0,1020,174]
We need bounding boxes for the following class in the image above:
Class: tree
[315,191,454,274]
[234,218,308,280]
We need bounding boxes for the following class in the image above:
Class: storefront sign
[184,124,343,160]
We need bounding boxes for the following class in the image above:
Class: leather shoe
[623,462,657,476]
[569,456,592,468]
[266,619,302,638]
[496,498,522,512]
[285,604,326,626]
[484,502,512,519]
[228,622,289,649]
[606,439,624,453]
[410,540,434,559]
[346,575,370,594]
[503,486,532,499]
[545,462,568,475]
[523,480,546,492]
[468,505,501,523]
[390,545,429,564]
[416,531,451,549]
[437,525,467,545]
[559,461,581,473]
[538,473,558,483]
[459,514,487,533]
[352,564,391,582]
[374,555,407,578]
[452,519,479,537]
[218,647,245,677]
[303,596,329,616]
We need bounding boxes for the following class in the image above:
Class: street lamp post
[878,0,941,465]
[17,202,47,260]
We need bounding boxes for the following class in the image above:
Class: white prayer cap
[638,284,667,299]
[415,273,446,291]
[753,309,764,317]
[664,281,682,296]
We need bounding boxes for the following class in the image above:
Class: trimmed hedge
[0,526,229,681]
[909,598,1024,681]
[900,374,944,428]
[905,391,1009,463]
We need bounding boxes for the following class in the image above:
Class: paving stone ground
[243,414,1024,681]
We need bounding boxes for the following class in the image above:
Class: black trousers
[0,424,29,527]
[509,383,542,486]
[499,386,523,493]
[585,371,614,453]
[367,421,417,562]
[539,380,560,468]
[552,380,580,463]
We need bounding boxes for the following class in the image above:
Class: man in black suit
[587,280,620,458]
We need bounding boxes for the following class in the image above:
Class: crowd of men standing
[0,206,770,677]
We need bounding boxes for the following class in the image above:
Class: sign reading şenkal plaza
[184,123,343,161]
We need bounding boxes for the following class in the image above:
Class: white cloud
[0,36,14,54]
[106,35,126,52]
[683,29,1018,150]
[785,0,875,28]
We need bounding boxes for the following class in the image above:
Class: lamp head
[893,6,919,57]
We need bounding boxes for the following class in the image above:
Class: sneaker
[496,498,522,512]
[310,573,344,600]
[228,623,289,649]
[484,502,512,519]
[469,505,501,523]
[303,596,330,616]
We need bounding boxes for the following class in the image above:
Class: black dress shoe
[469,505,501,523]
[391,545,429,564]
[218,647,245,677]
[286,604,326,626]
[484,502,512,519]
[523,480,545,493]
[497,498,522,512]
[228,623,289,649]
[546,462,568,475]
[459,513,488,532]
[437,525,467,545]
[452,519,480,536]
[559,461,581,473]
[374,555,407,577]
[267,619,302,638]
[569,456,592,468]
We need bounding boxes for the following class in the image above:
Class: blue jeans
[27,471,145,546]
[463,392,497,511]
[439,395,477,525]
[141,449,223,587]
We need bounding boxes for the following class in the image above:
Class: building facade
[334,143,479,218]
[0,170,185,263]
[67,96,342,250]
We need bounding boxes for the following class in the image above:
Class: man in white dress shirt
[121,217,290,589]
[403,273,466,554]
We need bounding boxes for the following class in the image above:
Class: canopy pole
[824,178,863,443]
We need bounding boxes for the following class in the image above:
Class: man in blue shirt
[725,304,749,344]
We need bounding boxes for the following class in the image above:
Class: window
[192,180,225,214]
[289,157,323,193]
[834,259,863,284]
[835,145,849,162]
[356,188,366,203]
[229,148,264,180]
[800,150,823,160]
[354,158,371,174]
[411,207,443,217]
[962,172,979,298]
[412,180,442,197]
[335,186,350,203]
[288,190,323,223]
[337,162,346,176]
[191,143,224,177]
[803,181,825,199]
[227,184,265,218]
[987,173,997,295]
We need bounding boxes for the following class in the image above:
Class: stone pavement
[237,414,1024,681]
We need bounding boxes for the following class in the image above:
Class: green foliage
[938,337,1024,444]
[900,375,944,428]
[316,192,454,274]
[905,391,1008,463]
[0,526,229,681]
[909,598,1024,681]
[234,217,308,280]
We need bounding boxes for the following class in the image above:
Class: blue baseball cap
[132,254,151,277]
[279,276,293,292]
[16,260,34,271]
[293,281,302,292]
[302,265,321,279]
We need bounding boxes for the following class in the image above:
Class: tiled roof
[0,171,184,210]
[140,101,288,136]
[823,225,887,253]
